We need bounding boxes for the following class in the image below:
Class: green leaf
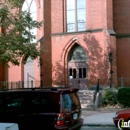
[0,0,43,66]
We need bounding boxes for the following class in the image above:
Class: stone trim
[51,28,103,36]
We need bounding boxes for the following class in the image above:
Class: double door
[68,61,87,89]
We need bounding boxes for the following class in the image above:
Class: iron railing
[0,81,41,90]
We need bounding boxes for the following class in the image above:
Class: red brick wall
[117,38,130,78]
[51,32,112,86]
[51,0,64,33]
[87,0,103,29]
[113,0,130,34]
[50,0,117,87]
[113,0,130,83]
[36,0,44,40]
[40,0,52,86]
[106,0,113,29]
[7,63,22,82]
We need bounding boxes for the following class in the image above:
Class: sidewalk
[0,123,18,130]
[81,108,123,126]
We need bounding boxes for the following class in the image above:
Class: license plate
[73,113,78,119]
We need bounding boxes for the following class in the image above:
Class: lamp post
[109,52,114,88]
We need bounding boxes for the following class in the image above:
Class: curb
[82,124,115,127]
[81,108,123,111]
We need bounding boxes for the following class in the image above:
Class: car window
[62,94,72,108]
[62,92,80,110]
[0,91,60,113]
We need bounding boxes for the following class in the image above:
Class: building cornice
[51,28,103,36]
[115,33,130,38]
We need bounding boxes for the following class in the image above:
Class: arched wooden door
[68,44,87,89]
[24,58,34,88]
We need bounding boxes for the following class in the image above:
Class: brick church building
[0,0,130,89]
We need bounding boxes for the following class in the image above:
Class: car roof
[0,87,79,93]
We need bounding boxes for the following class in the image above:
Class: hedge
[117,87,130,107]
[102,87,117,105]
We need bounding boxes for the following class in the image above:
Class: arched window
[69,45,86,61]
[66,0,86,32]
[22,0,37,43]
[26,57,34,63]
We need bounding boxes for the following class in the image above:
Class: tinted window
[62,93,80,110]
[0,92,60,113]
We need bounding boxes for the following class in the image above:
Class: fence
[69,77,130,90]
[0,77,130,90]
[117,77,130,87]
[97,77,130,88]
[0,81,41,90]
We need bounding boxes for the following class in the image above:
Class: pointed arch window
[68,45,87,79]
[66,0,86,32]
[69,45,86,61]
[26,57,34,63]
[22,0,37,43]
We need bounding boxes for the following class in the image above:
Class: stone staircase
[78,90,95,110]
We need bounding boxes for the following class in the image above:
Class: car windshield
[0,91,60,113]
[62,92,80,110]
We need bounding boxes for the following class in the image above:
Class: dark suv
[0,87,83,130]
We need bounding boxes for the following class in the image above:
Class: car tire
[76,126,82,130]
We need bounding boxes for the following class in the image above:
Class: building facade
[0,0,130,89]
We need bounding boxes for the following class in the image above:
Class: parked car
[0,87,83,130]
[113,108,130,129]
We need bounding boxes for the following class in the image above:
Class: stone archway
[68,44,87,89]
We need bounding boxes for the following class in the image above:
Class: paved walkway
[81,108,123,126]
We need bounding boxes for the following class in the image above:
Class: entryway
[68,44,87,89]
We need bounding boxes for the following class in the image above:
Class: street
[81,126,119,130]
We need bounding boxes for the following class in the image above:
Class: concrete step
[79,97,93,100]
[80,100,93,104]
[78,90,95,109]
[81,104,94,110]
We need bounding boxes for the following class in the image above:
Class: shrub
[117,87,130,107]
[102,87,117,106]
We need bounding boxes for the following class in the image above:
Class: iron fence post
[121,77,124,87]
[109,52,114,88]
[31,80,33,88]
